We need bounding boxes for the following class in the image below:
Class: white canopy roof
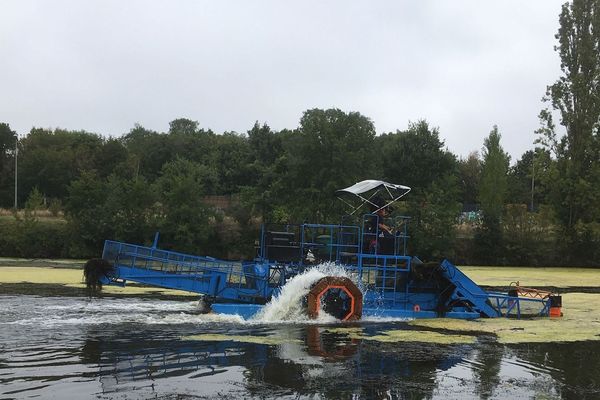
[336,180,410,195]
[336,180,411,214]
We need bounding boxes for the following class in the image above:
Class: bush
[48,198,62,217]
[0,219,70,258]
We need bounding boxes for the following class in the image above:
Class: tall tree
[65,172,157,256]
[0,123,17,207]
[242,123,284,219]
[64,171,111,256]
[154,157,217,253]
[122,124,171,181]
[507,148,552,209]
[213,131,251,194]
[168,118,199,135]
[376,121,461,260]
[537,0,600,264]
[458,151,482,209]
[277,108,377,222]
[479,126,510,220]
[19,128,104,202]
[476,126,510,264]
[248,122,282,166]
[377,121,457,193]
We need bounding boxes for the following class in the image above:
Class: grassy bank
[0,257,85,268]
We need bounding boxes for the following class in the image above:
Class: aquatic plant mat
[409,292,600,344]
[0,266,197,299]
[460,266,600,288]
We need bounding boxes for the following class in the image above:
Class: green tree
[248,122,282,166]
[476,126,510,264]
[0,123,17,207]
[24,187,45,221]
[503,204,558,266]
[376,121,460,260]
[168,118,199,135]
[95,138,129,178]
[168,118,218,169]
[104,175,157,243]
[537,0,600,264]
[242,122,284,219]
[479,126,510,220]
[276,109,377,222]
[65,172,158,256]
[64,172,111,256]
[213,131,251,194]
[122,124,171,181]
[19,128,105,203]
[458,151,482,208]
[507,148,552,209]
[154,158,217,253]
[377,121,457,192]
[409,174,461,260]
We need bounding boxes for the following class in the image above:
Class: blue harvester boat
[86,180,561,320]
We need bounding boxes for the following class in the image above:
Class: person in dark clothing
[366,197,395,254]
[375,206,393,237]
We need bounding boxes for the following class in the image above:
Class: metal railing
[487,292,550,318]
[102,240,271,299]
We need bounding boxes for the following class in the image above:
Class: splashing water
[253,263,353,323]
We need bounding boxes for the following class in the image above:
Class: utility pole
[14,134,18,210]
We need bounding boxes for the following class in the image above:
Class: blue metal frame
[102,240,272,303]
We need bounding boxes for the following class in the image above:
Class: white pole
[14,134,18,210]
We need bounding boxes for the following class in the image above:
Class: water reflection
[77,325,477,399]
[472,343,503,399]
[509,342,600,399]
[74,324,600,399]
[2,293,600,399]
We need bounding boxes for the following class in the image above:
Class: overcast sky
[1,1,565,161]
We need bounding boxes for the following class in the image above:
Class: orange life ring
[413,304,421,312]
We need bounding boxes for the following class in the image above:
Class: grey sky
[1,1,565,161]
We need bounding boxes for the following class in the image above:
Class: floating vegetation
[3,265,600,345]
[461,266,600,288]
[321,327,364,335]
[0,266,84,284]
[324,327,476,344]
[0,266,196,296]
[183,333,302,345]
[410,293,600,344]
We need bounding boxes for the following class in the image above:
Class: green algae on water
[324,326,476,344]
[183,333,302,345]
[409,293,600,344]
[460,266,600,288]
[0,266,197,296]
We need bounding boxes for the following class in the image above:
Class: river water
[1,288,599,399]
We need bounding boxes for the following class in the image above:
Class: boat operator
[366,199,396,254]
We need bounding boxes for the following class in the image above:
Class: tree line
[0,0,598,266]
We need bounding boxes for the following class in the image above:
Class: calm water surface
[1,290,599,399]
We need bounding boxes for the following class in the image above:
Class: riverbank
[0,257,85,268]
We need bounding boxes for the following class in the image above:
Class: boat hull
[210,303,480,320]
